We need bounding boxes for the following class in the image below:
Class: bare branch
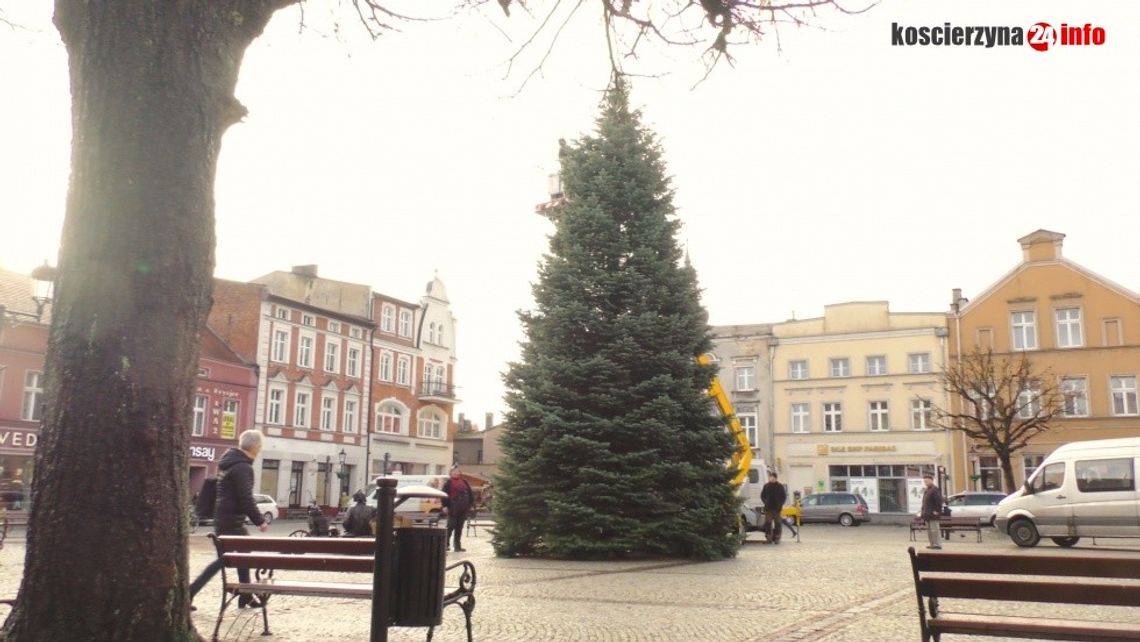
[511,0,587,96]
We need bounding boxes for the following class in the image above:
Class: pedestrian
[342,490,376,538]
[920,472,944,550]
[190,430,269,609]
[760,471,787,544]
[441,466,475,552]
[338,491,351,512]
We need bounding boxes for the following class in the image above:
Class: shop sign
[0,429,37,450]
[220,412,236,440]
[817,444,898,456]
[190,445,217,462]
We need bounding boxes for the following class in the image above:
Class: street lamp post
[336,448,349,495]
[382,452,391,476]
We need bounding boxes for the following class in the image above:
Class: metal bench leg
[462,594,476,642]
[212,592,238,642]
[259,597,271,636]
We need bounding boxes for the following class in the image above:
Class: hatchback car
[798,492,870,526]
[253,493,279,524]
[944,491,1006,526]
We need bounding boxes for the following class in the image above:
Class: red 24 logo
[1028,22,1056,52]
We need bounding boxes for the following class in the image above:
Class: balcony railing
[417,379,459,402]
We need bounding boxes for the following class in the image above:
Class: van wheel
[1051,536,1080,548]
[838,513,855,527]
[1008,518,1040,547]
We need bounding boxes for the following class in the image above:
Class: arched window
[376,401,407,435]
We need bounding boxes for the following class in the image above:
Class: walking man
[190,430,269,607]
[760,471,787,544]
[441,466,475,552]
[920,472,944,550]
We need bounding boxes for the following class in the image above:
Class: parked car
[253,493,279,524]
[798,492,870,526]
[944,491,1007,526]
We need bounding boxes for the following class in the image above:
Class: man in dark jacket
[920,472,944,550]
[190,430,269,607]
[343,490,376,537]
[760,471,787,544]
[441,466,475,552]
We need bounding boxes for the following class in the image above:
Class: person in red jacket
[441,466,475,552]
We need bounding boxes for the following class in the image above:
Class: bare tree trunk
[2,2,284,640]
[997,451,1017,495]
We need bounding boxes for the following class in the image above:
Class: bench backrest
[212,535,377,574]
[908,546,1140,607]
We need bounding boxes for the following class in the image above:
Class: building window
[1103,318,1122,347]
[396,356,410,386]
[328,320,341,334]
[294,391,310,428]
[192,395,208,437]
[267,387,285,425]
[865,356,887,376]
[376,402,405,435]
[823,402,843,432]
[977,456,1002,491]
[829,358,850,378]
[868,400,889,431]
[301,313,315,327]
[1010,311,1037,351]
[907,353,931,374]
[418,409,444,439]
[275,306,290,320]
[1016,384,1040,419]
[788,360,808,380]
[910,398,932,430]
[437,325,445,347]
[379,352,393,382]
[271,329,289,363]
[1023,454,1045,480]
[381,304,395,333]
[347,346,360,378]
[398,310,412,337]
[223,398,239,418]
[350,326,363,339]
[1060,376,1089,417]
[343,399,358,433]
[428,322,437,344]
[1110,376,1138,416]
[735,366,755,391]
[324,339,340,373]
[739,414,758,448]
[320,396,336,431]
[298,334,314,368]
[791,404,810,433]
[21,371,44,421]
[1054,308,1083,348]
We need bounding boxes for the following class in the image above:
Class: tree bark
[2,2,285,640]
[997,451,1017,495]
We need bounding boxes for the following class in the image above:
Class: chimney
[485,412,493,430]
[1017,230,1065,262]
[950,288,968,314]
[292,264,319,278]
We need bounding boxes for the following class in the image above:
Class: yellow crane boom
[697,354,752,487]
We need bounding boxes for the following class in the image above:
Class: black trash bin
[390,526,447,627]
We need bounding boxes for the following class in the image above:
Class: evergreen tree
[492,78,740,560]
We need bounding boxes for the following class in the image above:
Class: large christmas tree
[492,78,740,560]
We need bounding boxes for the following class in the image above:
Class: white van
[995,437,1140,548]
[362,474,448,514]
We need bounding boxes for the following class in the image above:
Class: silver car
[944,491,1006,526]
[798,492,870,527]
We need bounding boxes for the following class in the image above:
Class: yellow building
[948,230,1140,491]
[772,302,954,513]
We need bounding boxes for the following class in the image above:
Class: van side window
[1075,458,1135,493]
[1031,462,1065,492]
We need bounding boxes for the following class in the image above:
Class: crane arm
[697,354,752,487]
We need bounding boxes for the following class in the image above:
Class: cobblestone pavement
[3,522,1139,641]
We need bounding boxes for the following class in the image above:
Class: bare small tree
[932,348,1065,494]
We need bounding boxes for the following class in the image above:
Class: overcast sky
[2,1,1138,422]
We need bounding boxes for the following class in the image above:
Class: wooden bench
[908,546,1140,641]
[209,534,475,642]
[909,516,982,543]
